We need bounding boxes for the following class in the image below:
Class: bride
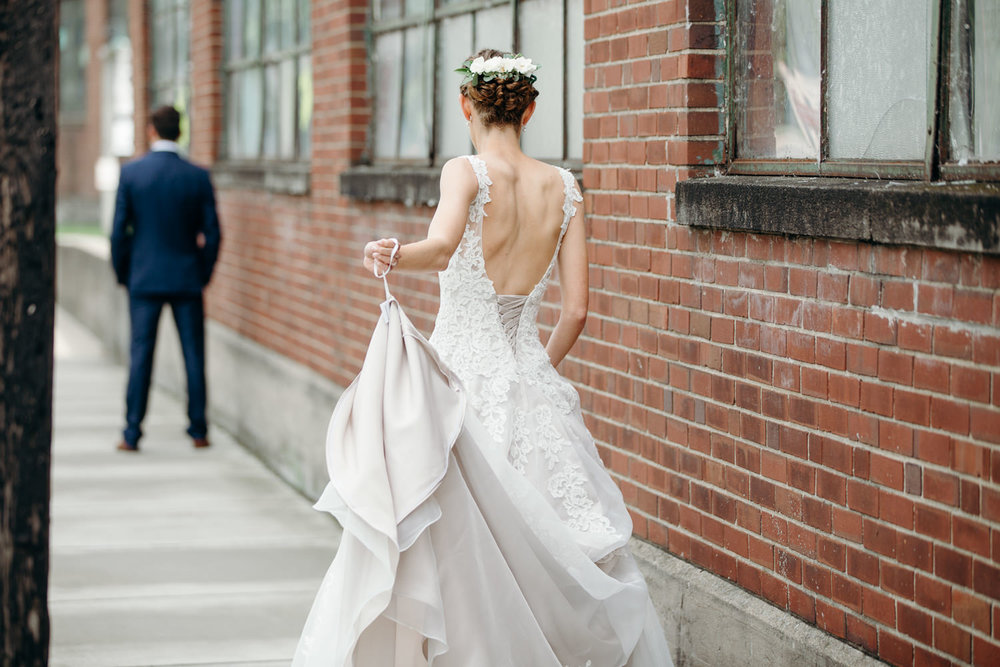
[294,48,673,666]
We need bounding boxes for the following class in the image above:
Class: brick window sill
[676,176,1000,256]
[341,162,584,207]
[212,161,310,196]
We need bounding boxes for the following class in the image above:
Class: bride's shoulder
[438,156,480,196]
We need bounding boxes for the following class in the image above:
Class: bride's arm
[546,193,588,367]
[365,158,478,274]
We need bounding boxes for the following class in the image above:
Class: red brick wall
[189,0,222,165]
[184,0,1000,665]
[128,0,149,156]
[206,0,443,391]
[577,1,1000,666]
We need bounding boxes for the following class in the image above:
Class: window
[106,0,134,156]
[729,0,1000,180]
[370,0,583,165]
[223,0,312,161]
[150,0,192,147]
[59,0,88,119]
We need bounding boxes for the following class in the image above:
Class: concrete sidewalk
[50,308,341,667]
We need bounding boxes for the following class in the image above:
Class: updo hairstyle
[460,48,540,128]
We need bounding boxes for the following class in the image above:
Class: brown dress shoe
[117,441,139,452]
[192,437,210,449]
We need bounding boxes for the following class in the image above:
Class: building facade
[59,1,1000,665]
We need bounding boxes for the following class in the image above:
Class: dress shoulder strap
[557,167,582,237]
[535,167,582,288]
[464,155,491,191]
[463,155,492,227]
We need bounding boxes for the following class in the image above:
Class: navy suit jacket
[110,150,222,296]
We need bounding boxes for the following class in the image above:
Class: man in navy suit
[111,106,222,452]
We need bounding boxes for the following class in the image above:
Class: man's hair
[150,106,182,141]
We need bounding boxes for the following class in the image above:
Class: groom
[110,105,222,452]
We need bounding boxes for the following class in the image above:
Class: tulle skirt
[293,403,672,667]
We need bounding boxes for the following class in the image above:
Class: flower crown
[456,53,539,87]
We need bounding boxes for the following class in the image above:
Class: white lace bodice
[430,155,582,441]
[429,156,623,541]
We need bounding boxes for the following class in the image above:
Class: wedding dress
[293,155,673,667]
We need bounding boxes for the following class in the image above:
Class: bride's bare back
[478,155,568,296]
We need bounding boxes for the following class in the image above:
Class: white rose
[482,57,503,73]
[513,57,536,74]
[469,56,486,74]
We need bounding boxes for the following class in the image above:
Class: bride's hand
[363,238,400,276]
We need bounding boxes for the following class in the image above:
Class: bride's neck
[472,125,523,158]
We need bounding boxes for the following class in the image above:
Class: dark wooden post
[0,0,58,664]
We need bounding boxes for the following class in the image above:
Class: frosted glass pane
[176,8,189,77]
[734,0,820,159]
[278,58,296,158]
[474,6,512,53]
[566,0,583,159]
[238,69,263,157]
[264,0,280,53]
[298,0,310,45]
[226,0,244,60]
[59,0,87,113]
[298,54,312,157]
[245,0,261,59]
[226,75,240,155]
[262,64,280,157]
[153,11,174,84]
[827,0,930,160]
[950,0,1000,162]
[376,0,401,22]
[399,26,434,159]
[281,0,295,48]
[436,15,474,159]
[405,0,429,18]
[374,31,403,158]
[519,0,564,160]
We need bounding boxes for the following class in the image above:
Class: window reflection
[735,0,821,160]
[949,0,1000,163]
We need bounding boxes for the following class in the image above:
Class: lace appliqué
[547,463,616,535]
[509,404,568,474]
[509,409,530,473]
[431,155,516,449]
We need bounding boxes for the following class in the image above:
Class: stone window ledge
[676,175,1000,256]
[212,161,310,196]
[341,162,585,207]
[341,165,442,207]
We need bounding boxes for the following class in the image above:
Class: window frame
[367,0,580,168]
[220,0,312,165]
[724,0,1000,182]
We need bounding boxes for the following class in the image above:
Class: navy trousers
[124,293,207,446]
